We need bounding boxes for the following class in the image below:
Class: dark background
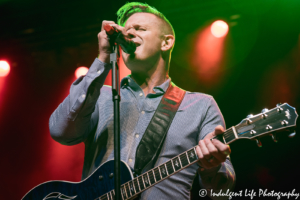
[0,0,299,199]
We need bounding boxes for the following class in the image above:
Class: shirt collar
[120,75,171,94]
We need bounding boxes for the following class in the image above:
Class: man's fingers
[196,145,213,169]
[101,20,117,31]
[101,21,126,35]
[199,140,212,160]
[203,125,225,140]
[214,125,225,135]
[210,139,231,162]
[212,139,231,155]
[204,138,225,163]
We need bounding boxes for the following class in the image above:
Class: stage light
[211,20,229,38]
[75,67,89,79]
[0,60,10,77]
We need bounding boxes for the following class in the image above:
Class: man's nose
[126,29,136,38]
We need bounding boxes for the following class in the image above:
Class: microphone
[104,24,136,54]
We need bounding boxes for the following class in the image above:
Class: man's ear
[161,34,175,51]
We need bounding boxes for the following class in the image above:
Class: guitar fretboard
[96,147,198,200]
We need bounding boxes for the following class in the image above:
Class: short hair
[116,2,175,43]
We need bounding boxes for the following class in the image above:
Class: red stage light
[0,60,10,77]
[75,67,89,79]
[211,20,229,38]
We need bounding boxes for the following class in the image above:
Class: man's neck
[131,66,169,97]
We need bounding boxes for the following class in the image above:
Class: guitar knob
[276,103,283,112]
[99,175,104,181]
[288,131,296,138]
[247,114,254,118]
[109,173,114,178]
[246,118,252,124]
[266,125,273,130]
[256,139,262,147]
[261,108,269,113]
[270,134,277,142]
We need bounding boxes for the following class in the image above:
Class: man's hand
[97,20,126,63]
[196,125,231,170]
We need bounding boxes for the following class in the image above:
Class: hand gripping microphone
[104,24,136,54]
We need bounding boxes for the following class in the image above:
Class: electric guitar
[22,103,298,200]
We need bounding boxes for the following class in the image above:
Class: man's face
[122,12,165,72]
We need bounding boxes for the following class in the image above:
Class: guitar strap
[134,82,186,175]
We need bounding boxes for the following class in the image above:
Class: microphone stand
[111,44,121,200]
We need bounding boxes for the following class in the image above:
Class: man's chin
[129,54,136,59]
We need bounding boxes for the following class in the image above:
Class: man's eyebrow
[126,23,148,29]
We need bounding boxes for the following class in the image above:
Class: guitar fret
[187,148,197,163]
[135,178,141,192]
[138,176,145,191]
[179,153,189,167]
[133,180,137,194]
[133,178,140,194]
[111,190,115,200]
[178,156,183,167]
[154,167,161,182]
[152,169,157,182]
[164,164,169,175]
[126,182,132,197]
[129,181,136,196]
[106,193,110,200]
[171,159,176,172]
[109,191,113,200]
[121,185,127,200]
[193,147,199,160]
[148,170,155,185]
[147,173,151,186]
[158,167,162,179]
[186,151,190,163]
[159,164,168,178]
[141,175,146,188]
[173,157,181,171]
[222,134,227,144]
[144,173,150,187]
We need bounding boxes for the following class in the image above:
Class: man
[49,2,235,199]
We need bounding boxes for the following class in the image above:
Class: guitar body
[22,160,133,200]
